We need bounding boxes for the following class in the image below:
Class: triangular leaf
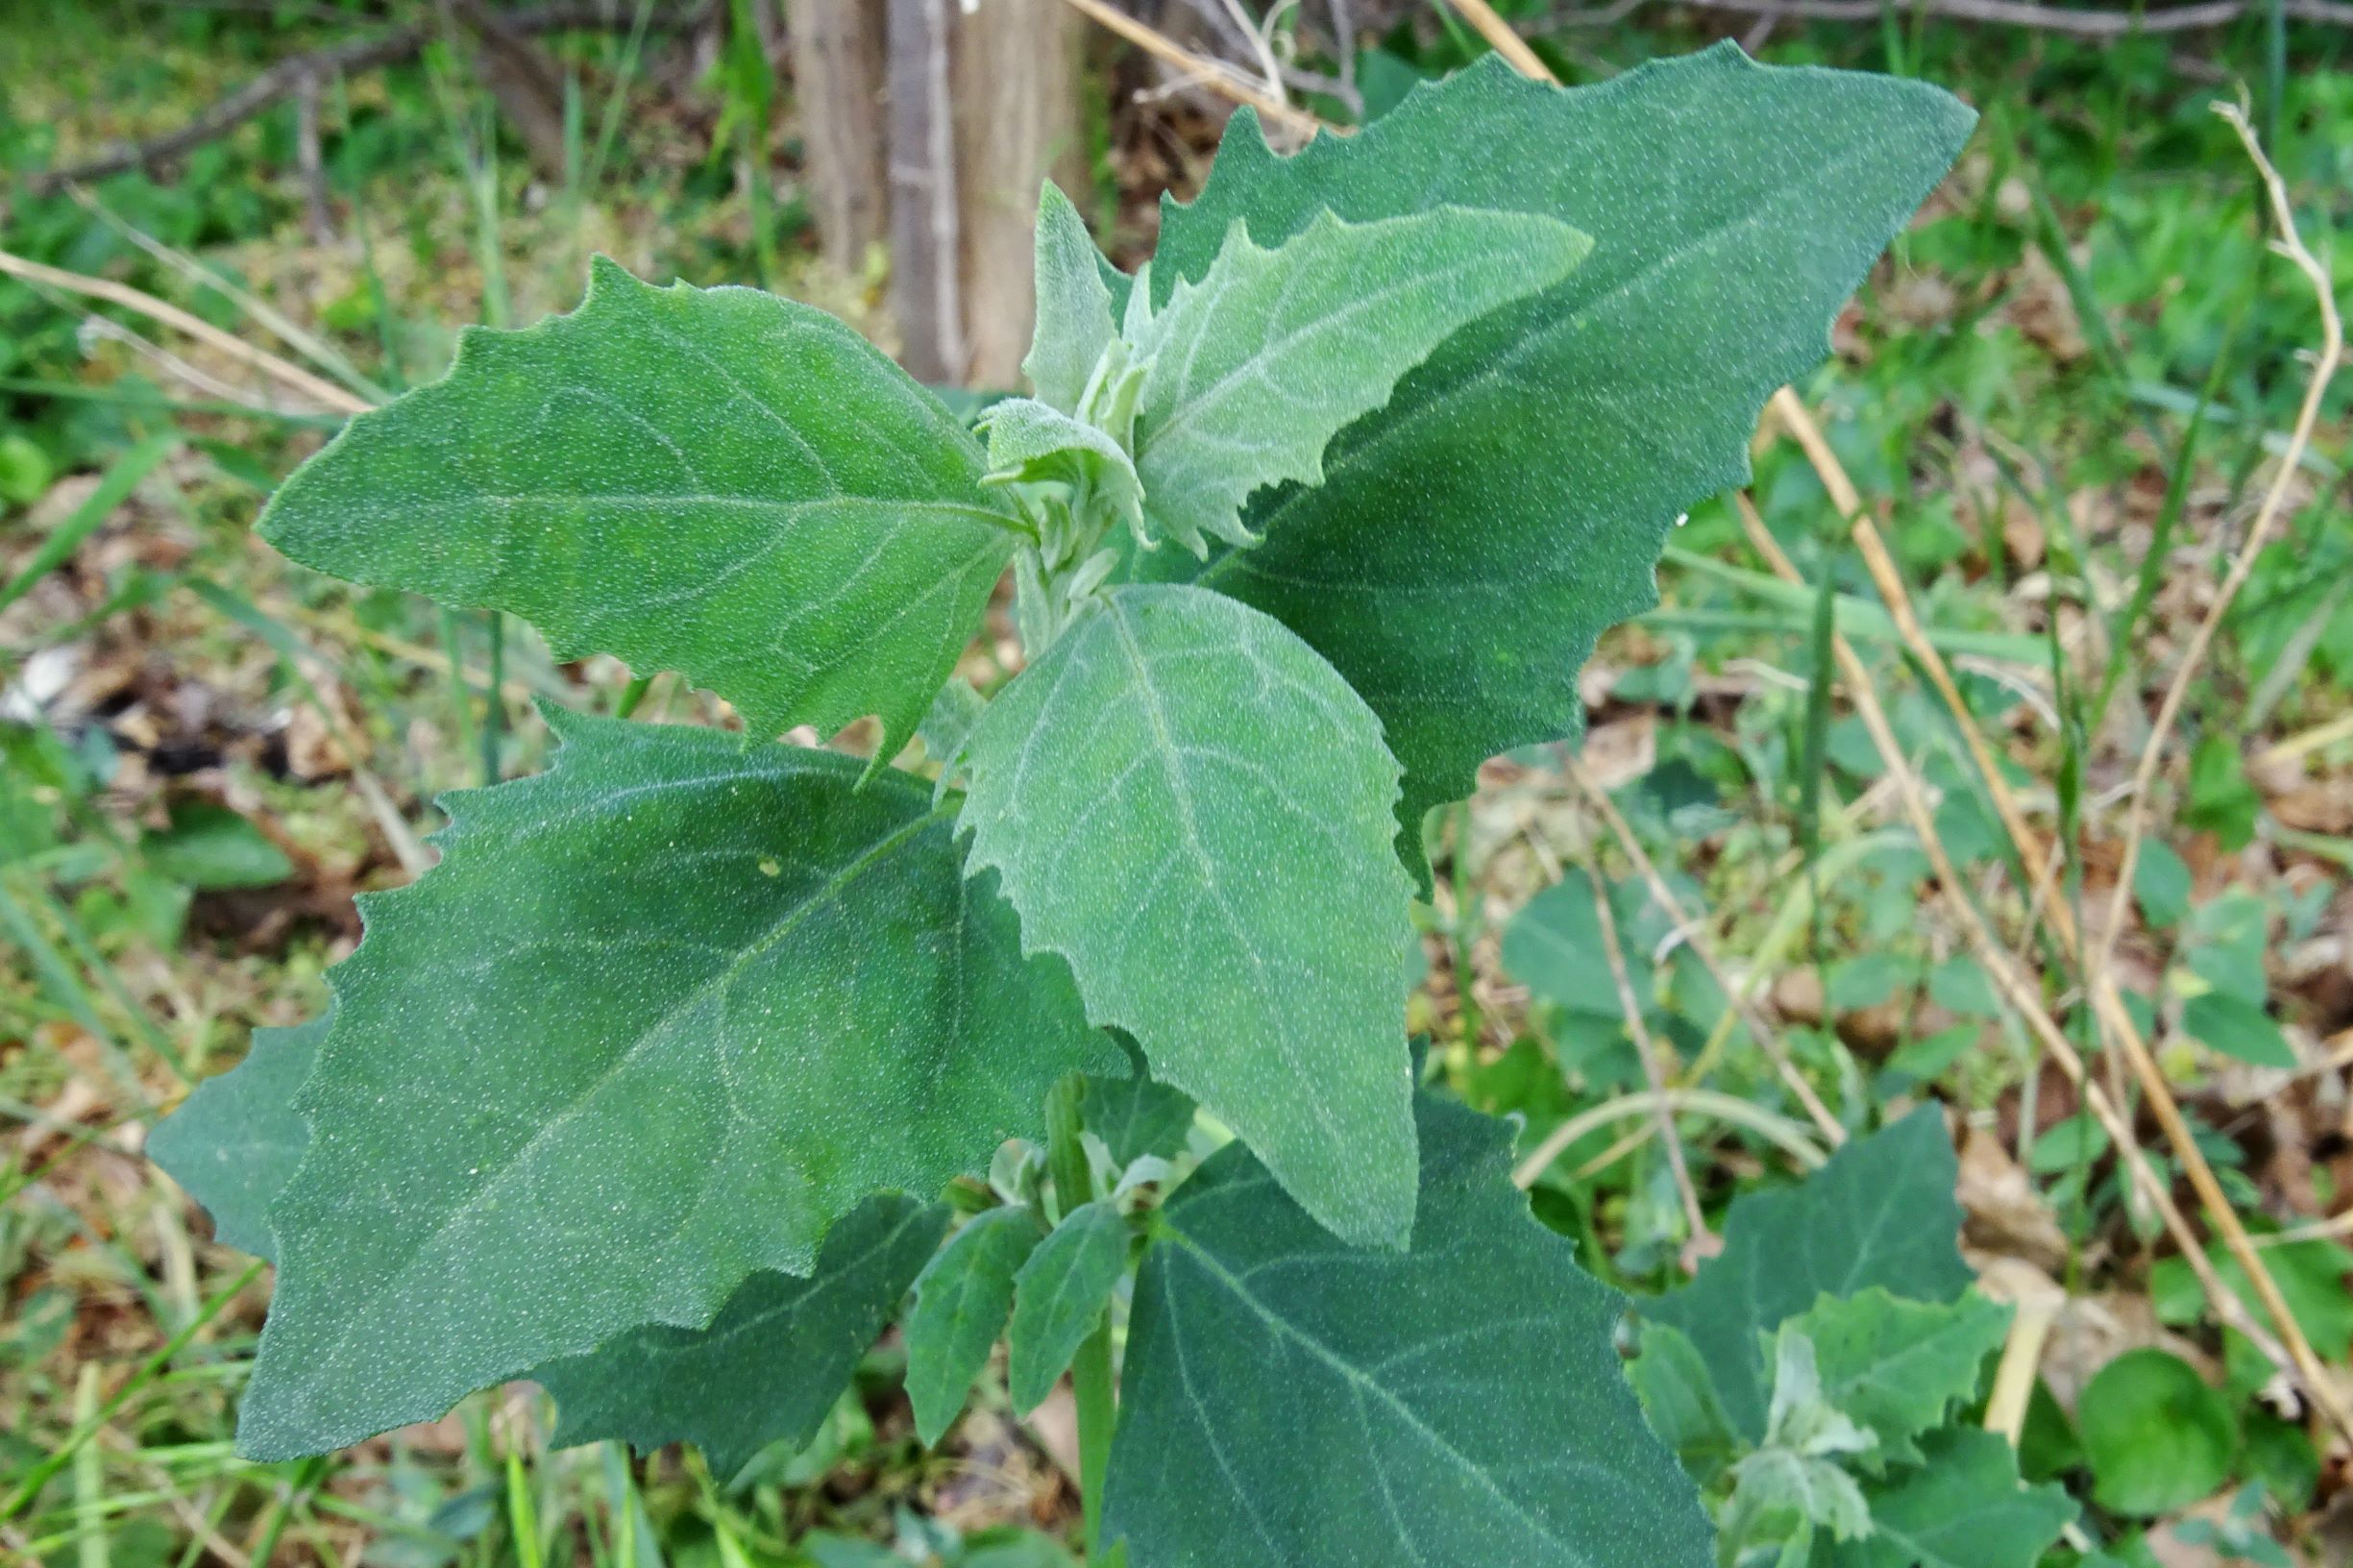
[1795,1287,2012,1463]
[1824,1429,2075,1568]
[148,1012,330,1261]
[1643,1108,1973,1442]
[1006,1199,1128,1413]
[1025,183,1119,416]
[534,1193,949,1480]
[1134,47,1973,872]
[147,996,958,1481]
[1102,1096,1712,1568]
[238,711,1110,1459]
[1125,206,1589,553]
[960,584,1418,1248]
[903,1204,1045,1446]
[261,257,1018,751]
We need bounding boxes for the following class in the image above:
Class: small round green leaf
[2079,1348,2237,1516]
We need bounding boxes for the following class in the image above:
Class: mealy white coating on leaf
[958,584,1419,1249]
[236,710,1110,1460]
[1123,204,1590,554]
[1024,183,1119,416]
[975,396,1146,541]
[259,256,1016,756]
[1103,1096,1714,1568]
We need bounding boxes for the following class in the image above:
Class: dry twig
[1563,750,1846,1143]
[0,249,369,415]
[1054,0,1328,138]
[24,4,707,195]
[1573,831,1714,1254]
[1736,493,2310,1419]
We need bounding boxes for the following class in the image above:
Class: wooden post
[781,0,888,274]
[952,0,1085,387]
[886,0,966,383]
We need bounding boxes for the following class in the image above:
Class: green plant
[1630,1114,2075,1567]
[147,45,1989,1565]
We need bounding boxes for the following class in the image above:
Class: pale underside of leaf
[1102,1096,1713,1568]
[1132,45,1975,877]
[959,583,1418,1250]
[239,711,1110,1460]
[1025,182,1119,416]
[1796,1286,2013,1461]
[260,257,1017,752]
[1127,205,1589,554]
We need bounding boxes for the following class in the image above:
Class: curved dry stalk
[2096,104,2342,985]
[1572,831,1712,1250]
[0,248,370,416]
[1054,0,1328,139]
[1736,494,2327,1431]
[1563,750,1847,1142]
[1512,1086,1830,1188]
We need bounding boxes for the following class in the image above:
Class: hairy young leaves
[1102,1096,1712,1568]
[1006,1200,1128,1412]
[1796,1287,2012,1465]
[261,258,1017,751]
[1124,207,1588,554]
[903,1205,1046,1446]
[533,1194,949,1481]
[976,397,1145,543]
[148,1011,329,1261]
[1643,1109,1973,1441]
[1026,183,1119,416]
[960,584,1418,1248]
[239,712,1108,1459]
[1133,46,1974,871]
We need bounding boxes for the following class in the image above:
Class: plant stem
[1043,1075,1115,1555]
[1070,1321,1116,1557]
[481,611,505,785]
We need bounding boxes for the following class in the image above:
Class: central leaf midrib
[1102,603,1351,1164]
